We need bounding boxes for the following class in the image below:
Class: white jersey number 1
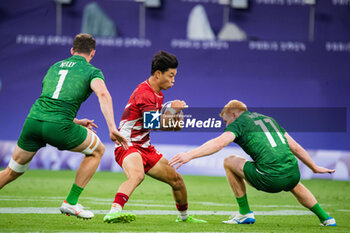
[52,70,68,99]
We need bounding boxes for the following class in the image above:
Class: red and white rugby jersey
[117,80,164,148]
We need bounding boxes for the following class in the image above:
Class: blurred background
[0,0,349,179]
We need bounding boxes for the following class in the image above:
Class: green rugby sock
[66,184,84,205]
[310,203,330,222]
[236,194,251,215]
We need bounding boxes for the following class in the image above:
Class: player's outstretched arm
[169,131,235,169]
[91,79,129,149]
[284,132,335,174]
[74,118,98,133]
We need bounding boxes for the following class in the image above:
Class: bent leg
[117,152,145,196]
[291,182,317,208]
[63,130,105,207]
[291,182,331,223]
[103,152,143,223]
[147,157,206,223]
[70,129,105,188]
[223,155,251,216]
[223,155,247,197]
[0,145,36,189]
[147,156,187,206]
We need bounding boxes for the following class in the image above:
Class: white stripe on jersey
[118,117,142,147]
[132,125,142,130]
[124,103,131,109]
[141,140,151,148]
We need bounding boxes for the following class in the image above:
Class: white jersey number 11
[254,119,286,147]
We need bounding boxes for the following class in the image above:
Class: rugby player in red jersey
[103,51,206,224]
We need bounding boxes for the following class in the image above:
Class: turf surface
[0,170,349,232]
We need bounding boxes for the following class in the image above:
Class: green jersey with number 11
[27,55,104,122]
[224,111,298,177]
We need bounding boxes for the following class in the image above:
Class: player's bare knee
[89,142,105,159]
[2,166,24,182]
[170,173,185,190]
[82,132,103,157]
[9,167,23,177]
[130,172,145,185]
[96,142,105,158]
[7,157,30,175]
[223,156,237,169]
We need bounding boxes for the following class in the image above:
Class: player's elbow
[97,91,111,101]
[295,146,304,156]
[290,143,303,157]
[214,140,226,151]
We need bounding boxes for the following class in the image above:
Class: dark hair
[151,50,178,75]
[72,33,96,54]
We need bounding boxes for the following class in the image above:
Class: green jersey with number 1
[224,111,298,176]
[27,55,104,122]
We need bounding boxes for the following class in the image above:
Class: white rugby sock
[109,203,122,213]
[178,210,188,220]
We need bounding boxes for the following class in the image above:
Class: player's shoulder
[51,59,65,68]
[74,58,103,78]
[244,111,269,121]
[230,111,255,128]
[135,81,153,94]
[131,81,157,101]
[80,59,100,71]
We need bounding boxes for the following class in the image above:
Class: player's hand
[75,118,98,133]
[110,129,129,150]
[170,100,187,113]
[169,152,192,169]
[312,166,335,174]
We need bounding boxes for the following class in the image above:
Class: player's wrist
[310,165,318,173]
[186,152,195,160]
[108,125,118,132]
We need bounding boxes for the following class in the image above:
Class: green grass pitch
[0,170,349,232]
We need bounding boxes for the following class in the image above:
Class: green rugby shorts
[243,161,300,193]
[17,118,87,152]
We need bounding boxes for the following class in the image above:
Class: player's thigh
[147,157,180,185]
[290,182,304,195]
[282,168,300,191]
[224,155,247,178]
[243,161,271,191]
[243,162,289,193]
[11,145,36,165]
[17,118,46,152]
[122,152,145,180]
[44,122,103,154]
[69,128,102,154]
[42,121,86,150]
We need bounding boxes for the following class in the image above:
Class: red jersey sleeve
[135,90,158,114]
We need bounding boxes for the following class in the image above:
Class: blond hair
[220,100,247,117]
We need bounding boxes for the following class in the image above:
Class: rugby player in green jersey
[169,100,336,226]
[0,33,128,219]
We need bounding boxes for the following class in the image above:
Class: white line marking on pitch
[53,232,265,233]
[0,208,313,215]
[0,196,322,208]
[54,232,264,233]
[0,199,319,209]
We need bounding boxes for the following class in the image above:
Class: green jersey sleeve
[90,68,105,83]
